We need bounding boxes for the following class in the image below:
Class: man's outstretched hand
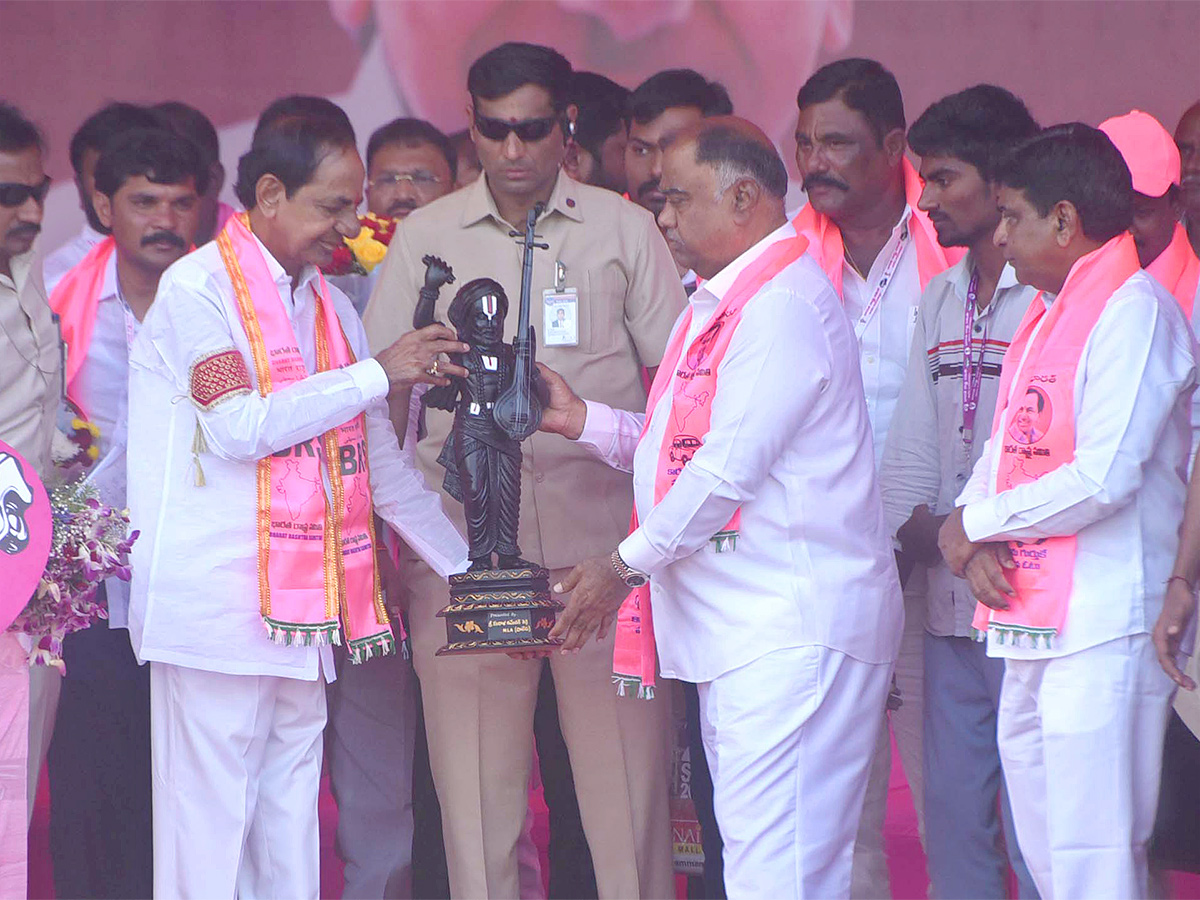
[548,555,629,652]
[374,324,468,389]
[535,362,587,440]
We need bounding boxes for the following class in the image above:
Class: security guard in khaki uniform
[364,43,685,900]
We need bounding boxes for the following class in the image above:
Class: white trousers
[151,662,326,900]
[998,634,1174,900]
[851,580,926,899]
[698,646,892,900]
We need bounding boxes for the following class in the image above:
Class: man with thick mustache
[43,102,162,295]
[45,126,206,899]
[0,102,60,897]
[792,57,959,898]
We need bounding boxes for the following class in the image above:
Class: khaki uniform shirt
[0,249,60,476]
[363,172,685,569]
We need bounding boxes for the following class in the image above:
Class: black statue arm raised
[414,255,456,329]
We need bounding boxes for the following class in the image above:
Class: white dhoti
[698,645,892,900]
[998,633,1174,900]
[150,662,326,900]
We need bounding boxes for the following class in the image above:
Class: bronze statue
[417,206,560,654]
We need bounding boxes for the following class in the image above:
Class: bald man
[1176,102,1200,258]
[535,117,902,898]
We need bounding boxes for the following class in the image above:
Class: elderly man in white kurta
[535,118,902,899]
[126,111,470,899]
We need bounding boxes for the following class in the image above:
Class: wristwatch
[611,550,648,588]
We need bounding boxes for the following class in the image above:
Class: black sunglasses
[473,111,559,143]
[0,176,51,208]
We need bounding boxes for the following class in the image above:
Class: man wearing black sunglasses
[0,102,62,885]
[0,101,56,481]
[364,40,683,900]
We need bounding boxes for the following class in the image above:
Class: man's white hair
[712,159,760,200]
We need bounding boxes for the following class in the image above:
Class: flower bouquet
[323,212,397,276]
[10,479,137,670]
[50,408,100,471]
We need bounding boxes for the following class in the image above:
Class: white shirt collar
[98,250,120,304]
[80,222,105,244]
[695,220,798,308]
[250,231,322,294]
[949,251,1020,298]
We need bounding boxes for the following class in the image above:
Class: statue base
[436,565,563,656]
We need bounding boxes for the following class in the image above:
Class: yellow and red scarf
[214,213,392,661]
[971,233,1141,647]
[613,233,810,697]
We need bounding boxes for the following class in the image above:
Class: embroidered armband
[189,347,252,410]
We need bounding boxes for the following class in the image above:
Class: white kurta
[957,269,1195,900]
[126,235,468,680]
[129,232,468,899]
[581,222,902,683]
[958,271,1196,660]
[576,222,900,898]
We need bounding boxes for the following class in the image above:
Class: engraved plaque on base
[436,565,563,655]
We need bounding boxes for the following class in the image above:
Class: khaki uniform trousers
[406,556,676,899]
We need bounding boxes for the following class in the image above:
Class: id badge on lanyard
[543,259,579,347]
[961,270,984,449]
[852,227,909,341]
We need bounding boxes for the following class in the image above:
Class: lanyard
[852,225,908,340]
[123,303,138,352]
[116,276,138,353]
[961,270,983,448]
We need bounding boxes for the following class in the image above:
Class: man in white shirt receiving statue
[536,116,902,899]
[125,110,471,899]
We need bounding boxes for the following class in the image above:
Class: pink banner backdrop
[1,0,1198,249]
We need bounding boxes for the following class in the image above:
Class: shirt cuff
[349,358,390,403]
[576,399,616,448]
[618,527,668,578]
[961,498,1004,544]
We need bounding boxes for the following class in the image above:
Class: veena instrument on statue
[491,203,549,442]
